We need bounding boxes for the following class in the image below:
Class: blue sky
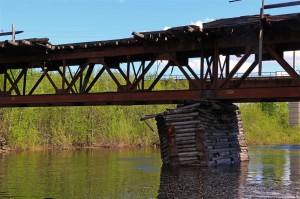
[0,0,299,44]
[0,0,299,74]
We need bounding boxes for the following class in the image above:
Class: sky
[0,0,299,44]
[0,0,299,74]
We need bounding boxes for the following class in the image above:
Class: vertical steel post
[142,61,145,90]
[258,0,265,76]
[3,68,7,95]
[126,56,130,87]
[213,41,219,91]
[62,60,66,91]
[200,46,204,80]
[293,51,296,70]
[12,24,15,42]
[23,68,27,95]
[225,55,230,76]
[79,73,83,92]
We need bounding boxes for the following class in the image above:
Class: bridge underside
[1,86,300,107]
[1,13,300,107]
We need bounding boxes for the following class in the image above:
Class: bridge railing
[143,71,300,81]
[234,71,300,78]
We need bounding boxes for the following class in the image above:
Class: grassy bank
[0,71,186,149]
[0,105,168,150]
[240,103,300,146]
[1,102,299,150]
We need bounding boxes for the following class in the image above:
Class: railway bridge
[1,13,300,166]
[0,13,299,107]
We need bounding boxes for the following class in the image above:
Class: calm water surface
[0,146,299,199]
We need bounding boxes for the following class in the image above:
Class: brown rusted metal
[234,60,259,88]
[0,13,300,107]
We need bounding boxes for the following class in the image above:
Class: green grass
[240,103,300,146]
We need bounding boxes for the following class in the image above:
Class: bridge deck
[0,13,300,107]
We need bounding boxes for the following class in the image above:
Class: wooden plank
[177,144,196,149]
[163,112,198,119]
[176,140,196,145]
[264,1,300,9]
[164,116,195,122]
[177,147,197,153]
[175,136,196,142]
[178,151,199,157]
[179,156,199,161]
[165,120,200,126]
[167,102,200,112]
[175,132,196,137]
[175,128,204,133]
[174,125,198,130]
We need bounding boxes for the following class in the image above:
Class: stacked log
[154,100,249,167]
[0,138,9,154]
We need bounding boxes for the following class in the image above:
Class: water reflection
[0,146,299,198]
[157,146,300,199]
[246,146,300,198]
[158,163,248,199]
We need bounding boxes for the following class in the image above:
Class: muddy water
[0,146,299,198]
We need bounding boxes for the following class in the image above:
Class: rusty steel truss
[0,13,300,107]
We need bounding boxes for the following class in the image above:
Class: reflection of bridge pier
[157,162,249,198]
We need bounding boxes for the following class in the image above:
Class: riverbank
[1,102,299,151]
[1,136,299,152]
[240,103,300,146]
[0,137,158,154]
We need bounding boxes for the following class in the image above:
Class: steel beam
[216,87,300,102]
[266,45,300,85]
[221,48,254,88]
[0,90,203,107]
[234,60,259,88]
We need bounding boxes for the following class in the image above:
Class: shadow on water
[158,162,248,199]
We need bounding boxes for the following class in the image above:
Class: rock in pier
[155,100,249,167]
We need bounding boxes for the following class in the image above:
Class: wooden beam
[264,1,300,9]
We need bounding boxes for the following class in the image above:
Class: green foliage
[0,69,299,149]
[240,103,300,146]
[0,71,176,149]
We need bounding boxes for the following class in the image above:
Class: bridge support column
[155,100,249,167]
[288,102,300,128]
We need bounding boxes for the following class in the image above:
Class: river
[0,146,299,199]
